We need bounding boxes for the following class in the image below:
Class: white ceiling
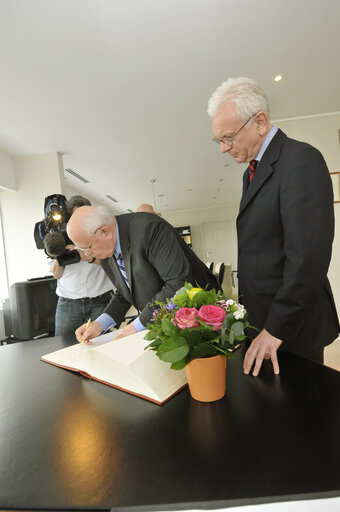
[0,0,339,213]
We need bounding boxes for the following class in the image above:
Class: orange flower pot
[185,355,227,402]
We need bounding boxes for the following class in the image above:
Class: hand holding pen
[76,318,103,345]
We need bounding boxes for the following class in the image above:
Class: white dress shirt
[49,259,113,299]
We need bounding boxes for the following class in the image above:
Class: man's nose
[220,142,231,154]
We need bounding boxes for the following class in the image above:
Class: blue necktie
[115,252,129,289]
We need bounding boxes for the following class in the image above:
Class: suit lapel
[238,129,287,217]
[238,160,274,214]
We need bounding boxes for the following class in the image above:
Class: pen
[81,317,91,344]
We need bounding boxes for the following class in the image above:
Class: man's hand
[75,321,103,344]
[66,244,97,263]
[243,328,282,376]
[113,322,138,340]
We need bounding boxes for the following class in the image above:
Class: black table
[0,336,339,511]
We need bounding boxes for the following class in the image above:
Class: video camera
[34,194,80,266]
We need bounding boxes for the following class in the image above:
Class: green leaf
[225,312,235,327]
[231,321,244,337]
[200,327,218,341]
[234,334,246,342]
[161,318,178,337]
[144,330,157,341]
[149,338,162,348]
[156,337,189,363]
[181,328,202,345]
[191,343,218,359]
[170,360,187,370]
[191,290,208,308]
[173,292,189,307]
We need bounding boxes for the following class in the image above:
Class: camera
[34,194,80,266]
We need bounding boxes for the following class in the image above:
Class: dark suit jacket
[101,213,219,327]
[237,129,339,357]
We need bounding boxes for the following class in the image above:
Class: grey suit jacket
[100,213,219,327]
[237,129,339,356]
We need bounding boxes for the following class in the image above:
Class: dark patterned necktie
[248,160,258,182]
[115,252,129,288]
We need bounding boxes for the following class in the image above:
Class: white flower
[226,299,234,305]
[233,308,246,320]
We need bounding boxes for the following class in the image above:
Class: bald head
[137,203,156,214]
[67,206,94,241]
[67,206,116,259]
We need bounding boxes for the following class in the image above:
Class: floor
[324,337,340,371]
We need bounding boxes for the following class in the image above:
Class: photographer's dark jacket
[100,213,218,326]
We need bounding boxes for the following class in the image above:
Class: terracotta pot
[185,355,227,402]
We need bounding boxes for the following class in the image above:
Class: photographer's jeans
[55,296,109,336]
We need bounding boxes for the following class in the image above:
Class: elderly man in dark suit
[208,77,339,376]
[67,206,219,342]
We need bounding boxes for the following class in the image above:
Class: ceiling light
[65,168,90,183]
[274,75,283,82]
[105,194,118,203]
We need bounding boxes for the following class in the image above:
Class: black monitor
[7,277,58,340]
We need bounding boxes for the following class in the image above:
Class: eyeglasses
[213,114,255,147]
[74,226,102,253]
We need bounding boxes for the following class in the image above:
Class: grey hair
[66,195,91,215]
[207,77,270,121]
[81,206,115,235]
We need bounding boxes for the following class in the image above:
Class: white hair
[81,206,115,235]
[207,77,270,121]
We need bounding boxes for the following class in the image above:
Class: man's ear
[255,111,269,136]
[101,225,114,239]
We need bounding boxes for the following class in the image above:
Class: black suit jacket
[237,129,339,357]
[101,213,219,327]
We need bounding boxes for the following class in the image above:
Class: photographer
[47,195,114,336]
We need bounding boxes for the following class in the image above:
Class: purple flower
[152,308,161,320]
[166,301,176,311]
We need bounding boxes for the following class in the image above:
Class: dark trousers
[55,295,110,336]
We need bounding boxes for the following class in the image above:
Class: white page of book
[90,330,152,366]
[41,337,109,370]
[86,331,187,401]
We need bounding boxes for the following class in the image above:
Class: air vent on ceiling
[65,168,89,183]
[105,194,118,203]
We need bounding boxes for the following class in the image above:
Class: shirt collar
[255,125,278,162]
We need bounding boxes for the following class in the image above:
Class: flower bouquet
[144,283,256,402]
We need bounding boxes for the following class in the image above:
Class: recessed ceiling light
[274,75,283,82]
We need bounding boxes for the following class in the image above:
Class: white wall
[0,151,16,191]
[0,152,66,287]
[163,204,239,266]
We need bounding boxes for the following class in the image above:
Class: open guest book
[41,330,187,405]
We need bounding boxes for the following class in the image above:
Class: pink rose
[174,308,200,330]
[197,305,226,331]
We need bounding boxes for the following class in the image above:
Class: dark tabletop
[0,336,339,511]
